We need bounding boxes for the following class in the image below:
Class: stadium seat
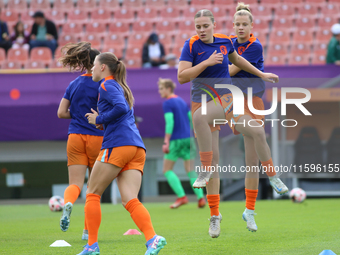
[317,16,337,30]
[20,10,35,22]
[90,9,111,22]
[25,60,46,69]
[292,30,314,45]
[158,33,172,47]
[178,20,195,33]
[269,29,291,45]
[251,5,272,21]
[7,48,29,65]
[326,127,340,166]
[174,32,194,46]
[266,43,289,57]
[30,47,53,65]
[85,22,107,37]
[54,0,75,11]
[49,59,65,68]
[213,0,236,8]
[311,54,326,65]
[7,0,28,13]
[102,45,124,59]
[3,61,23,69]
[259,0,281,10]
[181,7,199,21]
[288,54,310,65]
[313,42,327,57]
[144,0,165,8]
[76,0,97,11]
[172,44,184,58]
[54,45,65,60]
[136,7,159,22]
[315,28,332,44]
[297,4,319,19]
[98,0,120,10]
[0,48,5,63]
[252,17,270,31]
[58,34,77,47]
[62,23,83,38]
[126,32,148,47]
[272,18,294,31]
[294,127,323,168]
[125,46,142,59]
[1,10,19,23]
[290,43,312,55]
[79,34,102,49]
[30,0,51,11]
[190,0,212,9]
[155,20,176,35]
[45,10,66,26]
[252,30,268,47]
[274,4,296,19]
[265,55,287,66]
[295,17,316,31]
[210,6,227,19]
[108,21,130,35]
[125,58,142,68]
[132,21,154,33]
[158,7,181,21]
[319,3,339,18]
[167,0,188,7]
[67,9,88,23]
[122,0,143,9]
[103,34,125,48]
[281,0,304,6]
[113,9,135,23]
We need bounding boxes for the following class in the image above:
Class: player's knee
[250,127,266,142]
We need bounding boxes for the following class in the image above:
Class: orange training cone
[123,229,142,235]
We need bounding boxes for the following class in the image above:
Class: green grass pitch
[1,199,339,255]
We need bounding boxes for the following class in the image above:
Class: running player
[178,9,279,238]
[78,52,166,255]
[158,78,206,209]
[57,42,103,240]
[228,2,288,232]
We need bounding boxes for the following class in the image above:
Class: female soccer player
[158,78,206,209]
[78,52,166,255]
[178,9,279,238]
[228,2,288,232]
[57,42,103,240]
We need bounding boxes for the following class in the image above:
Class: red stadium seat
[0,48,5,63]
[1,10,19,23]
[113,8,135,23]
[167,0,188,7]
[49,60,65,68]
[158,32,172,48]
[79,34,102,49]
[155,20,176,34]
[213,0,236,8]
[67,9,88,23]
[7,48,29,65]
[269,29,291,45]
[297,4,319,19]
[145,0,165,8]
[182,7,199,21]
[102,46,124,59]
[30,0,51,11]
[295,17,316,31]
[315,28,332,44]
[54,0,75,10]
[25,60,46,69]
[174,32,194,46]
[3,61,23,69]
[103,34,125,48]
[125,46,142,59]
[311,54,326,65]
[266,43,289,57]
[85,22,107,36]
[125,58,142,68]
[98,0,120,10]
[54,45,66,60]
[259,0,281,10]
[62,23,83,37]
[45,10,66,26]
[281,0,304,6]
[90,9,111,22]
[311,43,327,65]
[7,0,28,13]
[178,20,195,33]
[318,16,337,30]
[108,21,130,35]
[122,0,143,9]
[190,0,212,9]
[136,7,159,22]
[132,21,154,33]
[290,43,312,55]
[252,30,268,47]
[30,47,53,64]
[292,30,314,44]
[274,4,296,19]
[319,3,339,18]
[58,34,78,46]
[272,17,294,31]
[210,6,227,19]
[126,32,148,47]
[288,55,310,65]
[252,5,272,21]
[265,55,287,66]
[20,10,35,23]
[76,0,97,10]
[172,44,184,58]
[159,7,181,21]
[252,17,270,31]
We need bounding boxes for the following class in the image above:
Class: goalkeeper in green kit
[158,78,206,209]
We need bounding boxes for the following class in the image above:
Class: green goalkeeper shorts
[164,137,197,161]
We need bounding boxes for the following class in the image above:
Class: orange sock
[64,184,81,204]
[261,158,276,177]
[245,188,258,210]
[85,193,101,246]
[207,194,220,216]
[125,198,156,241]
[199,151,213,171]
[84,212,87,231]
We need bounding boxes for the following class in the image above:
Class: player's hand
[261,73,279,84]
[205,50,224,66]
[85,108,98,125]
[96,124,103,130]
[162,142,169,154]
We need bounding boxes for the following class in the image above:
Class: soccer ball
[289,188,306,203]
[49,195,64,211]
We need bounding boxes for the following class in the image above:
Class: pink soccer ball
[289,188,307,203]
[49,195,64,212]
